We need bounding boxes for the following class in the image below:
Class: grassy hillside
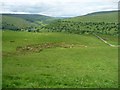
[45,11,118,35]
[2,30,118,88]
[2,15,37,30]
[66,11,118,23]
[2,14,58,31]
[3,14,57,24]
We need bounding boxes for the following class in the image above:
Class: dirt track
[93,33,120,47]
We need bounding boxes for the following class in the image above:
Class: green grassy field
[2,30,118,88]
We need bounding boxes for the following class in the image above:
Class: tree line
[44,20,118,36]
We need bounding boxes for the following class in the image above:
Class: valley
[2,10,119,88]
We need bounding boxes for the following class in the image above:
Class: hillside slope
[65,11,118,23]
[2,15,37,30]
[45,11,118,35]
[3,14,57,24]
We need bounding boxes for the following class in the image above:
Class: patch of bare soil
[3,43,87,56]
[16,42,87,53]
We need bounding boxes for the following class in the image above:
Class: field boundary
[93,33,120,47]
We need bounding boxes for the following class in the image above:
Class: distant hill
[2,14,57,24]
[65,10,118,23]
[2,15,35,30]
[2,10,119,34]
[85,10,118,16]
[45,10,118,35]
[2,14,57,30]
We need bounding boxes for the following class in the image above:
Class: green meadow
[2,30,118,88]
[2,10,119,88]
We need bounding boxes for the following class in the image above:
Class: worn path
[93,33,120,47]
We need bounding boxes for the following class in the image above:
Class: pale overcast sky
[1,0,119,17]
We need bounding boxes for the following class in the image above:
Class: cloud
[1,0,119,17]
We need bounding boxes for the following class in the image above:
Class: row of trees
[44,20,118,35]
[2,22,20,31]
[2,19,119,35]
